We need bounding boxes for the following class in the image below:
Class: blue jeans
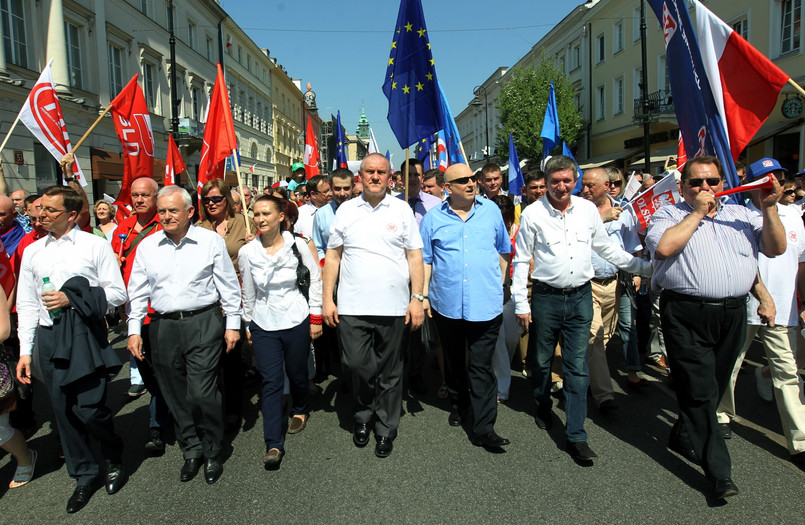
[529,282,593,442]
[617,288,642,371]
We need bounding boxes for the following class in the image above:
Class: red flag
[0,239,15,299]
[695,1,789,161]
[199,64,238,192]
[110,74,154,207]
[164,134,186,186]
[303,116,320,179]
[17,59,87,186]
[676,132,687,171]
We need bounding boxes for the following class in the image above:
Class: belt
[531,280,589,295]
[151,303,217,320]
[662,290,747,308]
[591,275,618,285]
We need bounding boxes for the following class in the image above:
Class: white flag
[368,128,380,154]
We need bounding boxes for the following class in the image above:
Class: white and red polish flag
[17,59,87,186]
[694,1,790,161]
[436,131,448,172]
[303,115,320,179]
[164,134,186,187]
[110,74,154,207]
[199,64,238,194]
[625,173,681,233]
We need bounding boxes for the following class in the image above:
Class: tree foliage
[495,53,584,162]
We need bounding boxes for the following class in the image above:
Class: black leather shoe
[204,457,223,484]
[180,458,203,482]
[66,480,100,513]
[713,478,739,499]
[566,440,598,461]
[668,437,700,464]
[598,399,618,412]
[353,423,370,448]
[719,422,732,439]
[375,437,394,458]
[104,462,128,495]
[448,409,463,427]
[144,429,165,455]
[535,407,553,430]
[471,432,511,448]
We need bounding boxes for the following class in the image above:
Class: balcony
[633,90,674,123]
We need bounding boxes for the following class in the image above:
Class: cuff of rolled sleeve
[225,315,241,330]
[128,319,143,337]
[309,306,322,316]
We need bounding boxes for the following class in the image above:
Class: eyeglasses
[42,207,67,216]
[202,195,226,205]
[783,189,797,196]
[687,177,722,188]
[449,177,473,185]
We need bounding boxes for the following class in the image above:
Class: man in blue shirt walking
[420,163,513,449]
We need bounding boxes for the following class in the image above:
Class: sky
[219,0,574,168]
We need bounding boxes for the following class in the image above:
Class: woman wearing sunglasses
[196,179,250,434]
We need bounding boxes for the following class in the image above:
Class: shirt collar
[45,224,79,245]
[359,193,391,209]
[541,194,576,216]
[158,224,198,246]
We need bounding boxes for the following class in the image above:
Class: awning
[578,148,642,170]
[746,118,804,148]
[630,144,679,168]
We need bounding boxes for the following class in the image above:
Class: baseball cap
[747,157,787,181]
[291,162,305,172]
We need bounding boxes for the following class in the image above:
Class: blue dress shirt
[420,197,511,322]
[312,201,337,259]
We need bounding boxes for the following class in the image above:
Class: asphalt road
[1,328,804,523]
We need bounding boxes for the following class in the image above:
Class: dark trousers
[660,292,746,480]
[149,307,224,460]
[250,320,310,451]
[221,322,245,420]
[433,311,502,436]
[37,326,123,486]
[402,324,427,381]
[138,324,170,430]
[529,281,593,442]
[338,315,406,439]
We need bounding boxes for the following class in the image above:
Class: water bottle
[42,277,63,320]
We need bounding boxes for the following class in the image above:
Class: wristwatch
[411,294,426,302]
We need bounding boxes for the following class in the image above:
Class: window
[596,33,605,64]
[246,54,251,72]
[237,45,242,63]
[781,0,801,54]
[206,37,213,61]
[596,84,605,121]
[191,86,200,120]
[108,44,125,96]
[142,61,156,109]
[659,54,670,93]
[613,19,624,54]
[65,22,82,89]
[614,76,624,115]
[557,54,565,74]
[569,41,580,70]
[732,16,749,40]
[633,66,643,102]
[633,6,641,42]
[139,0,148,16]
[187,20,196,50]
[1,0,28,68]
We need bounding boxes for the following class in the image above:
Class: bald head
[444,163,473,183]
[130,177,159,218]
[0,194,17,233]
[584,168,609,184]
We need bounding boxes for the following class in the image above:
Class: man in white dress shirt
[322,153,425,459]
[16,186,128,513]
[294,174,331,238]
[126,186,241,485]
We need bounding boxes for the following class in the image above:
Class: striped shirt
[645,201,762,299]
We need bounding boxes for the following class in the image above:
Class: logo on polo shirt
[790,231,797,243]
[387,223,398,233]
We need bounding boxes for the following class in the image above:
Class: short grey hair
[157,185,193,209]
[544,155,579,179]
[359,152,389,172]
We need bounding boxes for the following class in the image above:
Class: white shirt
[294,203,317,238]
[747,203,805,326]
[126,225,242,336]
[239,231,322,331]
[327,193,423,316]
[512,195,651,315]
[17,226,126,356]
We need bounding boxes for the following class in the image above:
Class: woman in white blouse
[238,195,322,470]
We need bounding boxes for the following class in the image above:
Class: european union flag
[335,110,348,169]
[382,0,442,149]
[540,81,560,161]
[415,134,435,170]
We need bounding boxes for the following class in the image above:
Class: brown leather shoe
[263,448,284,470]
[288,415,308,434]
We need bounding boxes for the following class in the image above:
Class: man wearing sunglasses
[646,155,786,500]
[714,158,805,468]
[295,175,330,238]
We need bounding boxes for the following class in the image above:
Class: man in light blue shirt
[312,169,354,260]
[420,163,512,450]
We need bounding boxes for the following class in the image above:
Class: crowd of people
[0,150,804,512]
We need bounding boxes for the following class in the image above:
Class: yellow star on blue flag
[382,0,443,149]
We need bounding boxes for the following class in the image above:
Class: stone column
[46,0,71,94]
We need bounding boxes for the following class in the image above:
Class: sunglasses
[449,176,473,185]
[687,177,722,188]
[610,180,623,187]
[783,189,797,196]
[202,195,226,205]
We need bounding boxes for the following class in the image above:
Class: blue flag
[415,134,435,170]
[647,0,739,194]
[335,111,348,169]
[540,81,561,160]
[382,0,443,149]
[508,134,524,197]
[563,142,585,195]
[385,149,394,171]
[436,80,466,165]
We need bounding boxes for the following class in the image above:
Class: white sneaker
[755,367,773,402]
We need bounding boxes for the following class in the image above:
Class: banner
[199,64,238,192]
[164,134,186,186]
[110,74,154,207]
[303,115,320,178]
[626,173,680,232]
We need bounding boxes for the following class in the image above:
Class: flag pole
[0,114,22,155]
[404,146,409,201]
[72,103,115,152]
[231,148,253,235]
[787,78,805,98]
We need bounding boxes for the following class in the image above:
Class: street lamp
[472,85,490,162]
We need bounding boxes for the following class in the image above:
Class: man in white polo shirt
[322,153,425,459]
